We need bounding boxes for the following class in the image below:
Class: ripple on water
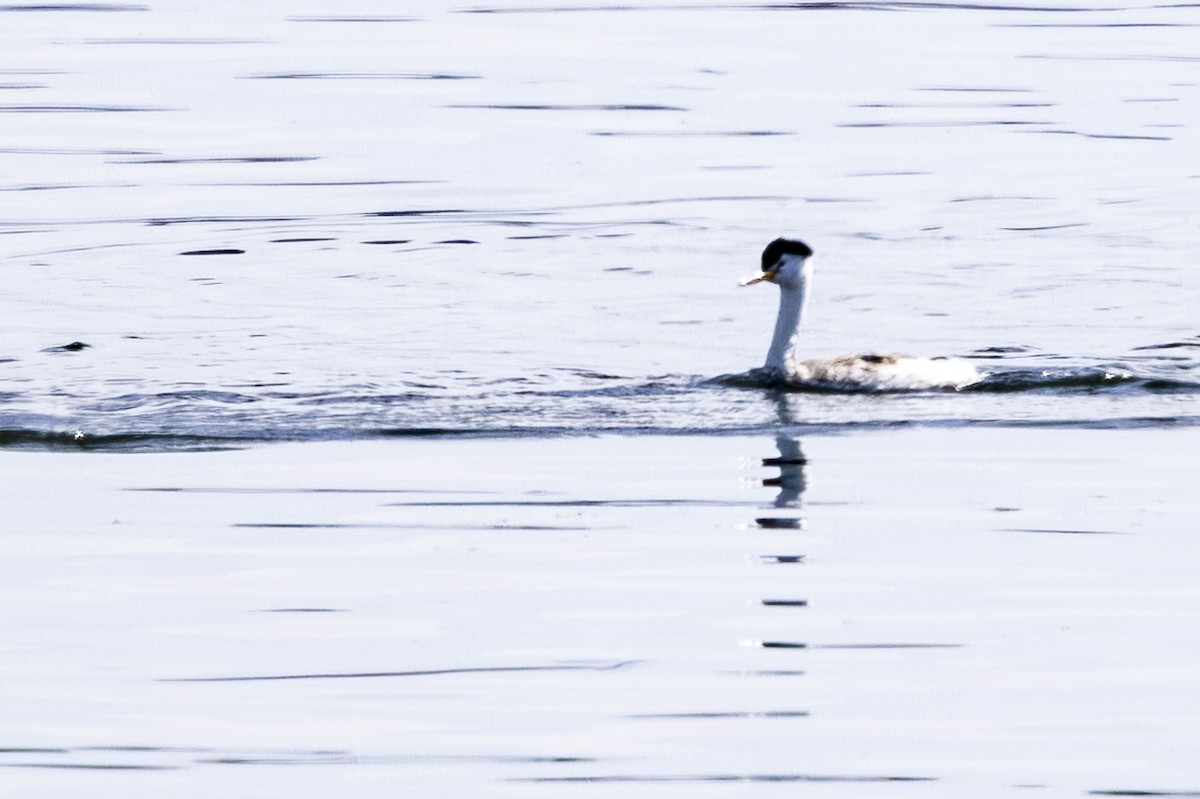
[2,360,1198,451]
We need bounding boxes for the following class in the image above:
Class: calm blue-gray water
[2,0,1197,449]
[2,3,1200,798]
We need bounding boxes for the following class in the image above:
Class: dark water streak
[162,660,639,683]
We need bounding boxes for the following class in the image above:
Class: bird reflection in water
[751,435,810,649]
[757,435,807,527]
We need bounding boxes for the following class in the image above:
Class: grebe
[743,238,980,391]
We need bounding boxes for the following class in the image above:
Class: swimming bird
[743,238,980,390]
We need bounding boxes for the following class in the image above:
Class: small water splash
[713,362,1199,395]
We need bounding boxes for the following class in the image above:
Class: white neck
[764,281,809,372]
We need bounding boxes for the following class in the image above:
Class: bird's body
[789,353,980,391]
[745,238,980,391]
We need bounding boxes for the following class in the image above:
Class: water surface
[2,0,1197,449]
[1,3,1199,797]
[3,429,1198,796]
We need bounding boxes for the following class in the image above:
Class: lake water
[1,1,1198,796]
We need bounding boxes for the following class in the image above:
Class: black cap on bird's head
[762,238,813,270]
[742,238,814,286]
